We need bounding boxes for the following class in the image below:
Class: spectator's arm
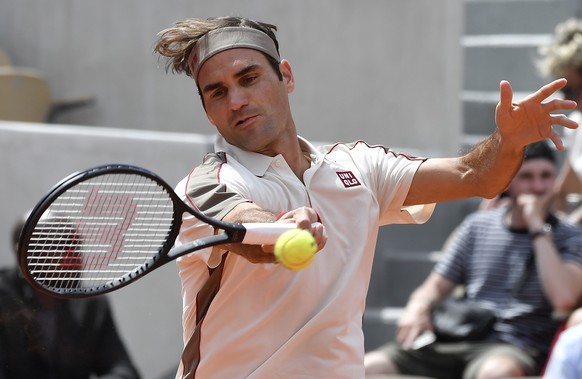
[396,272,456,349]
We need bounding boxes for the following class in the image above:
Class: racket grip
[241,222,322,245]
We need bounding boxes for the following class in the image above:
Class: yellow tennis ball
[274,229,317,270]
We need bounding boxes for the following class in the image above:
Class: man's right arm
[220,202,327,264]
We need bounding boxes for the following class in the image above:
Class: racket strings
[26,173,175,293]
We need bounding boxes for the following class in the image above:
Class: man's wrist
[530,223,553,240]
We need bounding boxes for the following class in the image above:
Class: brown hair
[154,16,281,78]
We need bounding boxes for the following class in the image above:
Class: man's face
[196,48,295,155]
[562,67,582,111]
[507,158,556,198]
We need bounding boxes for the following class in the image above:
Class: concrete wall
[0,120,215,379]
[0,0,463,156]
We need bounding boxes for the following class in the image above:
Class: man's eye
[242,75,258,85]
[211,89,226,99]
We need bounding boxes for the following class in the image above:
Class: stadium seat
[0,67,52,122]
[0,48,11,66]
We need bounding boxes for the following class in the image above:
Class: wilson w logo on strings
[79,189,138,264]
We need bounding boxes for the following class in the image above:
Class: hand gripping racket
[18,164,310,298]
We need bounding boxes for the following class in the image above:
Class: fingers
[310,222,328,251]
[277,207,318,226]
[516,193,551,227]
[496,78,579,150]
[550,113,579,130]
[525,78,569,104]
[529,78,577,115]
[500,78,576,114]
[548,128,565,151]
[543,98,578,113]
[537,78,566,96]
[395,325,408,345]
[398,329,416,350]
[497,80,513,113]
[397,325,425,350]
[277,207,328,251]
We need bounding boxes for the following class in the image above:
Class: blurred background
[0,0,580,378]
[0,0,463,153]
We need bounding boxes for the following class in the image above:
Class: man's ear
[279,59,295,93]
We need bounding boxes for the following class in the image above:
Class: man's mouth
[235,115,257,127]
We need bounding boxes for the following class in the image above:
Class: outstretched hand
[495,79,578,151]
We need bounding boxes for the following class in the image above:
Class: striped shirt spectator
[435,206,582,360]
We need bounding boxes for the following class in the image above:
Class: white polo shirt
[174,136,434,378]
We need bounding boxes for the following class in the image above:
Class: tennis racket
[18,164,312,298]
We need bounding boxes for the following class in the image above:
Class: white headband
[190,27,280,81]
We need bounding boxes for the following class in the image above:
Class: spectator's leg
[463,344,537,379]
[364,348,400,375]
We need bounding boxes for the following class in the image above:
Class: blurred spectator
[364,141,582,379]
[536,18,582,222]
[543,322,582,379]
[0,212,141,379]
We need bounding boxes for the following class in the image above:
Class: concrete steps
[463,40,547,92]
[461,0,581,144]
[464,0,579,36]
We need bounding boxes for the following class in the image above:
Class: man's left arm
[405,79,578,206]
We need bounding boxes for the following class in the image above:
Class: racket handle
[241,222,322,245]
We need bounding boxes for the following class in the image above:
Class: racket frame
[18,164,250,298]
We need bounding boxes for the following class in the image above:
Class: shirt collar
[213,135,321,177]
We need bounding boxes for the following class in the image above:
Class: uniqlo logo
[336,171,361,188]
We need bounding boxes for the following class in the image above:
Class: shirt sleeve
[174,154,250,268]
[182,153,250,220]
[352,143,435,225]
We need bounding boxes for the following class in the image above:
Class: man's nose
[532,177,550,193]
[228,87,249,110]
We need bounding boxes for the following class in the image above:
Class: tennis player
[153,16,579,378]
